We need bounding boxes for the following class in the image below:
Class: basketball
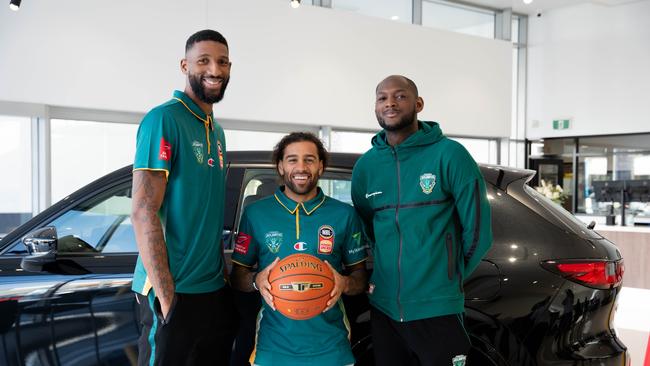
[268,253,335,320]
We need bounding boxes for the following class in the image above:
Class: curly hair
[272,132,329,171]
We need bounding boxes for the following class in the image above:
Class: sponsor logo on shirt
[234,233,251,255]
[192,141,204,164]
[348,246,366,255]
[419,173,436,194]
[293,242,307,251]
[452,355,467,366]
[217,140,224,169]
[365,191,382,199]
[318,225,334,255]
[265,231,283,254]
[158,137,171,161]
[207,158,215,167]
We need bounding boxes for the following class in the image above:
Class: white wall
[527,0,650,139]
[0,0,512,138]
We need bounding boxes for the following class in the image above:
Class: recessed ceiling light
[523,0,533,4]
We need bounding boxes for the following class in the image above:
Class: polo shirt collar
[274,187,326,215]
[172,90,214,125]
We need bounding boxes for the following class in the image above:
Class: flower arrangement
[535,180,568,205]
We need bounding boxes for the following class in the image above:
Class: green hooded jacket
[351,121,492,322]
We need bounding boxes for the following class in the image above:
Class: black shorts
[370,307,471,366]
[136,286,237,366]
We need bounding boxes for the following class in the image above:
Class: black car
[0,151,628,366]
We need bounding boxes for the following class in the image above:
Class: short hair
[185,29,228,53]
[376,75,419,97]
[272,132,329,171]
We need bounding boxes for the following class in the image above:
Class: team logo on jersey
[192,141,204,164]
[452,355,467,366]
[419,173,436,194]
[279,282,324,292]
[265,231,283,253]
[293,242,307,251]
[234,233,251,255]
[158,137,171,161]
[318,225,334,255]
[217,141,224,169]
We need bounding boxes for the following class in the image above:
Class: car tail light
[541,259,624,289]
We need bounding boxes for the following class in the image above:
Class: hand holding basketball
[323,260,348,313]
[256,257,280,311]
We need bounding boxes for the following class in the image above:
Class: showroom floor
[614,287,650,365]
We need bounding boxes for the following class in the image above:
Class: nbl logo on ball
[279,282,325,292]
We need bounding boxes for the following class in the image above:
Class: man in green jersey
[231,132,368,366]
[351,75,493,366]
[131,29,234,365]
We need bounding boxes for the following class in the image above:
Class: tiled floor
[614,287,650,365]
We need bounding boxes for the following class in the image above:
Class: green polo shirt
[232,187,367,366]
[131,90,227,296]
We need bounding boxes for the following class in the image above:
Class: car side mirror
[21,226,58,273]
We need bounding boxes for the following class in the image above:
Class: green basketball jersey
[132,90,227,296]
[232,187,367,366]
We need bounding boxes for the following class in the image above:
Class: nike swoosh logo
[365,191,382,199]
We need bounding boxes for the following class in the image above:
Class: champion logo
[365,191,382,199]
[293,242,307,251]
[207,158,215,167]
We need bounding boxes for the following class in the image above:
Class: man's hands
[256,257,280,311]
[324,260,349,312]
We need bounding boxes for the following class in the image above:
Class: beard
[188,72,230,104]
[377,108,417,132]
[282,170,320,197]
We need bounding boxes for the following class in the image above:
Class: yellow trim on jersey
[141,276,152,295]
[301,195,327,215]
[345,257,368,267]
[231,259,254,268]
[172,97,213,154]
[338,299,352,341]
[249,307,264,365]
[133,167,169,180]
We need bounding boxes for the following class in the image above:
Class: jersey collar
[172,90,214,126]
[274,187,326,215]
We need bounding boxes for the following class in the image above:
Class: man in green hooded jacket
[351,75,493,366]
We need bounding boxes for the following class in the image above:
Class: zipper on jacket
[392,147,405,322]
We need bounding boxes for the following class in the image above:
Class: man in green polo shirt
[230,132,368,366]
[131,29,234,365]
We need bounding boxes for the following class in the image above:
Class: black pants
[371,307,471,366]
[136,286,237,366]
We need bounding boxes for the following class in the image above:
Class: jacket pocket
[446,233,455,280]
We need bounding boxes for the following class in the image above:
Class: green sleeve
[133,108,177,175]
[342,210,368,266]
[351,161,375,244]
[231,209,259,267]
[447,144,493,278]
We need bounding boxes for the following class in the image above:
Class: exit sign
[553,119,571,130]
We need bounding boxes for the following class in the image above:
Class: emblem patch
[234,233,251,255]
[217,140,224,169]
[452,355,467,366]
[192,141,204,164]
[419,173,436,195]
[265,231,283,253]
[158,137,171,161]
[293,242,307,251]
[318,225,334,255]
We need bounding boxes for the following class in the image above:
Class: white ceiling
[458,0,645,15]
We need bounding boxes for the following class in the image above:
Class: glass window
[330,130,376,154]
[331,0,412,23]
[0,115,32,237]
[51,119,138,204]
[225,129,291,151]
[451,137,497,164]
[422,0,495,39]
[511,16,519,44]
